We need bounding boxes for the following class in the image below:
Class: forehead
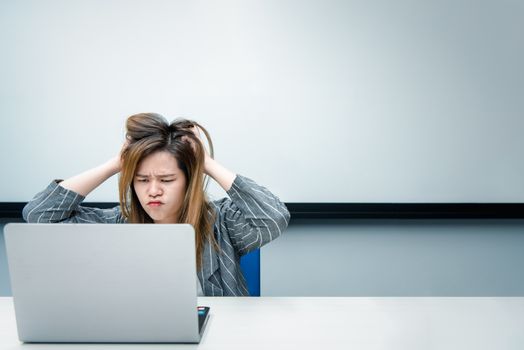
[136,150,181,174]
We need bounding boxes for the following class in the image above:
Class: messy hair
[118,113,218,269]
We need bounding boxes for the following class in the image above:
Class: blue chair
[239,249,260,296]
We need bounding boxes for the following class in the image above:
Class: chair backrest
[239,249,260,296]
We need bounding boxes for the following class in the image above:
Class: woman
[23,113,290,296]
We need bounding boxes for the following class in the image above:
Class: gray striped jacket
[22,175,290,296]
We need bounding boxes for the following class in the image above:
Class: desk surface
[1,296,523,349]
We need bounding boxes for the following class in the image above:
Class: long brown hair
[118,113,218,270]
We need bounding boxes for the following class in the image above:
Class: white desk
[1,296,523,349]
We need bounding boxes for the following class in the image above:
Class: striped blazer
[22,175,290,296]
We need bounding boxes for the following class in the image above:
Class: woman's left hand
[182,125,212,174]
[182,124,236,191]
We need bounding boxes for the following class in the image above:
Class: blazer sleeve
[22,180,124,223]
[214,175,290,256]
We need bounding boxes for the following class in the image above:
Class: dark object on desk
[198,306,210,333]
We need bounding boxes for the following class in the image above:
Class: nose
[148,180,163,197]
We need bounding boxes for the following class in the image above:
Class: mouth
[147,201,163,207]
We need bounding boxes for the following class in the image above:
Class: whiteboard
[1,0,523,203]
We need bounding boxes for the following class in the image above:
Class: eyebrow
[135,174,177,178]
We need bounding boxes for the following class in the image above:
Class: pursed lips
[147,201,163,207]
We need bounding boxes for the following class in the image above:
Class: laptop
[4,223,210,343]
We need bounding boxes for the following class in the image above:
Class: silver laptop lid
[5,223,201,343]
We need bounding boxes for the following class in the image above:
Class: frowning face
[133,150,187,223]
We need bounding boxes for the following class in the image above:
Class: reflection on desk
[1,297,523,349]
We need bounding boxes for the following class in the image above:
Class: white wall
[1,0,524,203]
[261,219,524,296]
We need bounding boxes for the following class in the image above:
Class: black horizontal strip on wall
[286,203,524,219]
[2,202,524,219]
